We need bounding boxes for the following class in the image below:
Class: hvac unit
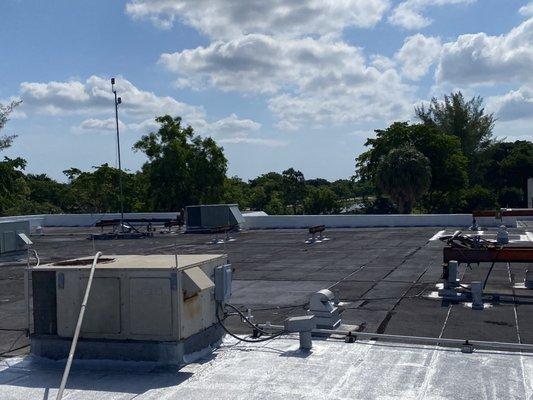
[185,204,244,233]
[31,254,232,363]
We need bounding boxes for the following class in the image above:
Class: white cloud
[219,136,288,147]
[487,86,533,122]
[395,34,442,80]
[160,34,414,129]
[78,118,125,132]
[160,35,370,94]
[436,18,533,85]
[388,0,475,29]
[19,76,204,121]
[520,2,533,16]
[126,0,390,38]
[76,112,266,144]
[206,113,261,135]
[18,76,274,146]
[370,55,397,72]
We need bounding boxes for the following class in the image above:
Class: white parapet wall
[0,212,180,230]
[0,211,528,231]
[242,214,522,230]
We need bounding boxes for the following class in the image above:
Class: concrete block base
[31,324,224,364]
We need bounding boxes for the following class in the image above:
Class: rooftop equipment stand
[111,77,124,234]
[56,251,102,400]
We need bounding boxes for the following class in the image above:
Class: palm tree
[376,147,431,213]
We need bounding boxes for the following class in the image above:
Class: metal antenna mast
[111,78,124,233]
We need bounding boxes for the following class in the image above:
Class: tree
[415,92,495,159]
[0,101,30,216]
[0,101,21,151]
[330,179,356,199]
[134,115,227,211]
[498,187,523,208]
[376,147,431,213]
[461,185,497,212]
[62,164,142,213]
[264,192,285,215]
[25,174,67,213]
[475,140,533,207]
[304,187,339,214]
[222,176,251,210]
[282,168,306,214]
[356,122,468,212]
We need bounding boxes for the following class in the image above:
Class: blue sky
[1,0,533,182]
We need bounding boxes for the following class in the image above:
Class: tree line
[0,92,531,216]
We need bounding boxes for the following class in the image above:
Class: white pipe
[56,251,102,400]
[256,324,533,352]
[25,247,31,337]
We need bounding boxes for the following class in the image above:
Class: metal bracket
[461,340,474,354]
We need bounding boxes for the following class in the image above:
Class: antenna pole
[111,78,124,233]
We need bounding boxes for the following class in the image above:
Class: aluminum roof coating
[0,337,532,399]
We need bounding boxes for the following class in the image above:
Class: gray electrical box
[215,264,232,301]
[0,220,30,254]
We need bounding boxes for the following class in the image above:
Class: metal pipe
[256,323,533,352]
[24,246,31,337]
[56,251,102,400]
[112,80,124,234]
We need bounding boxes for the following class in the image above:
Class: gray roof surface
[1,337,532,399]
[1,225,533,359]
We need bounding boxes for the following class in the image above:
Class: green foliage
[304,187,339,215]
[356,121,468,212]
[460,185,497,212]
[415,92,495,158]
[0,101,21,151]
[133,115,227,211]
[357,122,468,193]
[498,187,523,208]
[473,140,533,207]
[61,164,142,213]
[282,168,306,214]
[0,103,529,217]
[360,196,398,214]
[264,192,285,215]
[222,176,251,209]
[376,147,432,213]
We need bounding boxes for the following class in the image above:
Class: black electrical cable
[483,261,497,290]
[224,303,285,336]
[216,304,287,343]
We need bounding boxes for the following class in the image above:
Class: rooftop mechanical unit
[185,204,244,233]
[0,219,30,254]
[31,254,232,363]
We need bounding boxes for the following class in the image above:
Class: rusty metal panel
[183,267,214,299]
[444,246,533,264]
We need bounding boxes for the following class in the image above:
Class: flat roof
[34,254,225,271]
[1,225,533,359]
[1,337,532,399]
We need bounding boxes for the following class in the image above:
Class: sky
[1,0,533,182]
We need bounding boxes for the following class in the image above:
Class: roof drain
[56,251,102,400]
